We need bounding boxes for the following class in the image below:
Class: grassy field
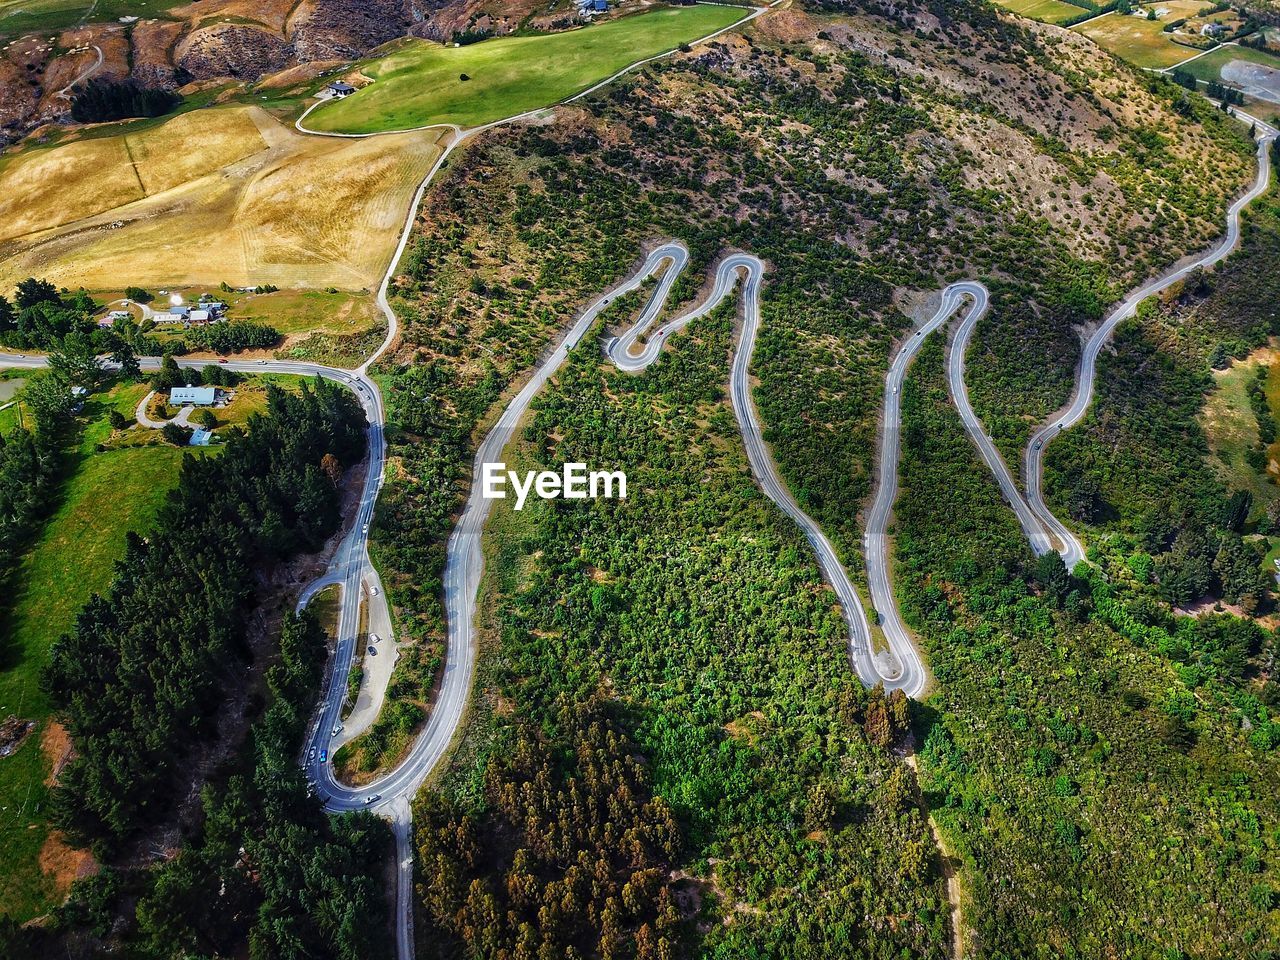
[1202,345,1280,515]
[0,106,443,291]
[995,0,1089,25]
[1074,3,1207,69]
[305,5,747,134]
[0,0,187,36]
[0,379,194,923]
[141,288,383,356]
[1178,42,1280,84]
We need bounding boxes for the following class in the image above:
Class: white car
[331,723,342,736]
[363,794,381,805]
[258,359,268,365]
[370,586,379,597]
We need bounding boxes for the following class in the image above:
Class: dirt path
[904,754,965,960]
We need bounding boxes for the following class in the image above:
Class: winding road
[1019,116,1277,570]
[0,22,1272,957]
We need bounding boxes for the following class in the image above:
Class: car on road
[258,359,268,365]
[219,359,228,364]
[1034,439,1042,449]
[363,794,381,805]
[362,523,369,533]
[308,747,316,762]
[319,749,328,763]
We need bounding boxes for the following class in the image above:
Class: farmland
[0,106,444,291]
[304,5,747,134]
[995,0,1090,26]
[1073,3,1207,69]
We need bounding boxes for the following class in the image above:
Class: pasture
[0,379,191,923]
[1073,2,1206,69]
[0,106,444,291]
[996,0,1089,26]
[0,0,185,36]
[304,5,747,134]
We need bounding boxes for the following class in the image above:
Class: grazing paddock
[1073,3,1207,69]
[0,106,444,290]
[305,5,748,134]
[996,0,1090,26]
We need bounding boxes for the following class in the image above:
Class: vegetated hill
[357,0,1272,954]
[1045,171,1280,610]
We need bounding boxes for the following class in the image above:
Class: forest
[416,302,943,957]
[3,611,392,960]
[42,379,365,852]
[361,0,1277,953]
[69,80,180,124]
[1044,184,1280,652]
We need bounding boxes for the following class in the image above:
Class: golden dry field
[0,106,445,290]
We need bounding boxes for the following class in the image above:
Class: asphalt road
[1024,116,1277,570]
[861,284,990,698]
[945,283,1056,557]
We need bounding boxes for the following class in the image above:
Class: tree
[151,355,186,392]
[193,409,217,429]
[48,331,103,388]
[23,373,75,436]
[1035,551,1072,607]
[320,453,343,486]
[111,341,141,380]
[108,410,129,431]
[162,422,192,446]
[123,286,153,304]
[14,278,59,310]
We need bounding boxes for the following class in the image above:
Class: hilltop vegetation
[896,337,1280,956]
[345,0,1272,953]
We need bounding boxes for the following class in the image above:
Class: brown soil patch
[38,830,98,899]
[41,721,74,786]
[0,715,36,758]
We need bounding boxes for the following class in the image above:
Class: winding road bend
[945,283,1057,557]
[1021,117,1277,569]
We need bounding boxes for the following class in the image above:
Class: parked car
[331,723,342,736]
